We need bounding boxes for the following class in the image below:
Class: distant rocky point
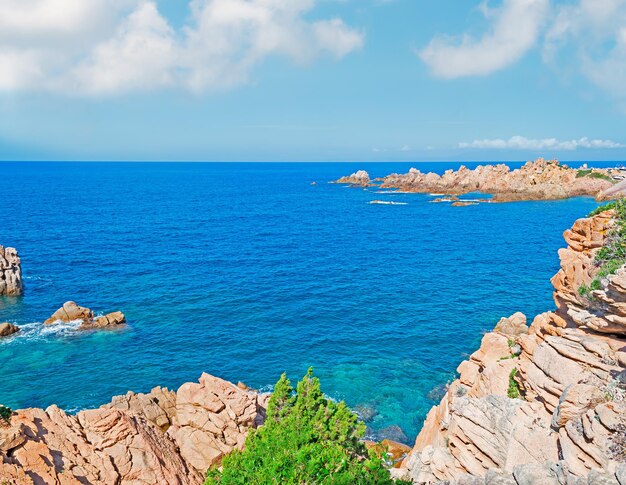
[334,169,371,186]
[335,159,626,203]
[0,246,23,296]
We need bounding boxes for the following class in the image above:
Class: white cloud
[459,135,625,150]
[544,0,626,99]
[0,0,363,95]
[419,0,549,79]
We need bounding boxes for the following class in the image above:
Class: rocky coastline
[2,207,626,483]
[335,159,626,203]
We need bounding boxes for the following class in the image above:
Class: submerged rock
[0,246,23,296]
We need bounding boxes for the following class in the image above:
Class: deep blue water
[0,161,609,441]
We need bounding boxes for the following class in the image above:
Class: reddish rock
[0,246,23,296]
[44,301,94,324]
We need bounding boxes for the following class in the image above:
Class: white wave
[0,320,82,344]
[368,200,408,206]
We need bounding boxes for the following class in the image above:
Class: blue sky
[1,0,626,162]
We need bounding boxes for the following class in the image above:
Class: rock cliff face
[392,209,626,484]
[0,374,267,484]
[0,246,23,296]
[337,159,621,202]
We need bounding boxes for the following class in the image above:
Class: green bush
[205,369,409,485]
[577,169,614,182]
[0,404,12,423]
[507,369,520,399]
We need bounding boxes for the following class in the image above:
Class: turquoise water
[0,161,605,442]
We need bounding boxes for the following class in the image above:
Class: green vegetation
[580,198,626,297]
[206,369,409,485]
[507,369,520,399]
[0,404,12,423]
[576,169,614,182]
[576,169,593,178]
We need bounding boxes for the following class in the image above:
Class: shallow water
[0,161,608,440]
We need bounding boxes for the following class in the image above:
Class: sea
[0,161,612,442]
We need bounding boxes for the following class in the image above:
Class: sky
[1,0,626,162]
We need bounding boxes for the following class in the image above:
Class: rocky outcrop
[0,373,267,484]
[0,322,19,338]
[337,159,621,203]
[393,210,626,484]
[167,373,268,473]
[0,246,23,296]
[334,170,371,186]
[44,301,126,330]
[44,301,94,324]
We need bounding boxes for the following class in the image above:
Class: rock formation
[44,301,126,330]
[334,170,371,186]
[0,374,268,484]
[0,246,23,296]
[392,208,626,484]
[0,322,19,338]
[337,159,622,203]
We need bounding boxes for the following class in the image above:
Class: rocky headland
[0,246,22,296]
[335,159,625,203]
[392,207,626,484]
[2,209,626,483]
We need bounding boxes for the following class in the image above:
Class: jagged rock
[0,322,19,338]
[104,386,176,432]
[87,311,127,329]
[372,159,617,202]
[395,210,626,484]
[44,301,94,324]
[334,170,371,186]
[0,405,201,484]
[167,373,267,472]
[494,312,528,337]
[0,373,268,484]
[0,246,23,296]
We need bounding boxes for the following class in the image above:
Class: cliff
[0,246,22,296]
[392,208,626,484]
[335,159,622,202]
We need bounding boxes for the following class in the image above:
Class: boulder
[44,301,94,324]
[86,311,126,329]
[0,322,19,338]
[494,312,528,337]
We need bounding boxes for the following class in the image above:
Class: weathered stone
[494,312,528,337]
[44,301,94,324]
[0,322,19,338]
[334,170,371,186]
[0,246,23,296]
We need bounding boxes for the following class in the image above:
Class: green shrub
[577,169,614,182]
[0,405,12,423]
[507,369,520,399]
[205,369,409,485]
[577,169,592,178]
